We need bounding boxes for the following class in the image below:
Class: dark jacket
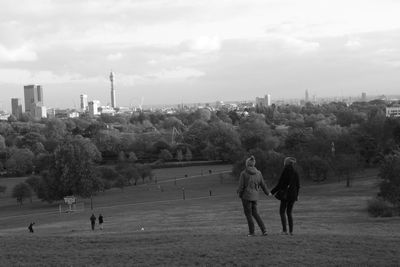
[237,166,270,201]
[99,215,104,224]
[90,215,96,223]
[271,165,300,201]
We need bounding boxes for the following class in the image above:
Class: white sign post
[64,196,76,212]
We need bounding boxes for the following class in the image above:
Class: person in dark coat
[28,222,35,233]
[90,214,96,231]
[98,214,104,230]
[237,156,271,236]
[271,157,300,235]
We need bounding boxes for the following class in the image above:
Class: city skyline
[1,0,400,111]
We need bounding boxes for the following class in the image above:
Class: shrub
[367,198,393,217]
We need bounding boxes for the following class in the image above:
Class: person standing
[28,222,35,233]
[90,214,96,231]
[237,156,271,236]
[98,214,104,230]
[271,157,300,235]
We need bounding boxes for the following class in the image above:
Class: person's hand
[268,192,272,197]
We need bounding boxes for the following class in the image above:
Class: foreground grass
[1,230,399,266]
[1,169,400,266]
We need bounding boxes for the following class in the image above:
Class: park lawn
[0,168,400,266]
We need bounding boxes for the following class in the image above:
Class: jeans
[279,200,295,233]
[241,199,266,234]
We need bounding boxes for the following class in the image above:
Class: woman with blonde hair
[237,156,271,236]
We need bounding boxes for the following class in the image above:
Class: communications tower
[110,71,116,108]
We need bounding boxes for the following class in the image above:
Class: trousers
[241,199,266,234]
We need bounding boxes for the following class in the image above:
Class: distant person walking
[271,157,300,235]
[90,214,96,231]
[98,214,104,230]
[28,222,35,233]
[237,156,271,236]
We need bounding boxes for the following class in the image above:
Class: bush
[367,198,393,217]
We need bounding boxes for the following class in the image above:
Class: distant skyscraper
[24,84,46,119]
[11,98,23,119]
[255,94,272,107]
[89,100,101,116]
[361,92,367,102]
[305,90,309,102]
[265,94,271,106]
[24,84,43,113]
[110,71,116,108]
[80,94,88,111]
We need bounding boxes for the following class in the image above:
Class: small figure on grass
[28,222,35,233]
[90,214,96,231]
[98,214,104,230]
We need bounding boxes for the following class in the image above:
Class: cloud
[107,52,123,61]
[345,39,361,49]
[0,68,102,84]
[0,44,37,62]
[187,36,221,52]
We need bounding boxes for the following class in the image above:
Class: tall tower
[305,89,309,102]
[11,98,23,119]
[110,71,116,108]
[265,94,271,106]
[80,94,88,111]
[24,84,43,113]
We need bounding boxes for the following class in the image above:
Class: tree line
[1,100,399,209]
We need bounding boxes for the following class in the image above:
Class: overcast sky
[1,0,400,110]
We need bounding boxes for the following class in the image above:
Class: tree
[114,177,126,191]
[94,129,122,158]
[38,137,102,202]
[185,148,193,161]
[183,120,210,159]
[0,134,6,150]
[12,182,32,205]
[137,164,153,183]
[332,154,361,187]
[378,151,400,208]
[239,113,278,151]
[127,152,137,162]
[25,175,42,194]
[203,121,242,162]
[44,118,67,139]
[0,185,6,195]
[118,165,140,185]
[5,148,35,176]
[159,149,173,161]
[176,149,183,162]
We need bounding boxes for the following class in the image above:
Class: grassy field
[0,166,399,266]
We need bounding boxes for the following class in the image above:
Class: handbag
[274,189,287,201]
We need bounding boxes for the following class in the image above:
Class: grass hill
[0,165,399,266]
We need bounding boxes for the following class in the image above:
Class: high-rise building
[361,92,367,102]
[89,100,101,116]
[24,84,46,119]
[11,98,23,119]
[24,84,43,113]
[265,94,271,106]
[305,90,309,102]
[255,94,271,107]
[80,94,88,111]
[110,71,116,108]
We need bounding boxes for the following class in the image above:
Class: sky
[1,0,400,111]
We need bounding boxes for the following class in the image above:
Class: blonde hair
[284,157,296,166]
[246,156,256,167]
